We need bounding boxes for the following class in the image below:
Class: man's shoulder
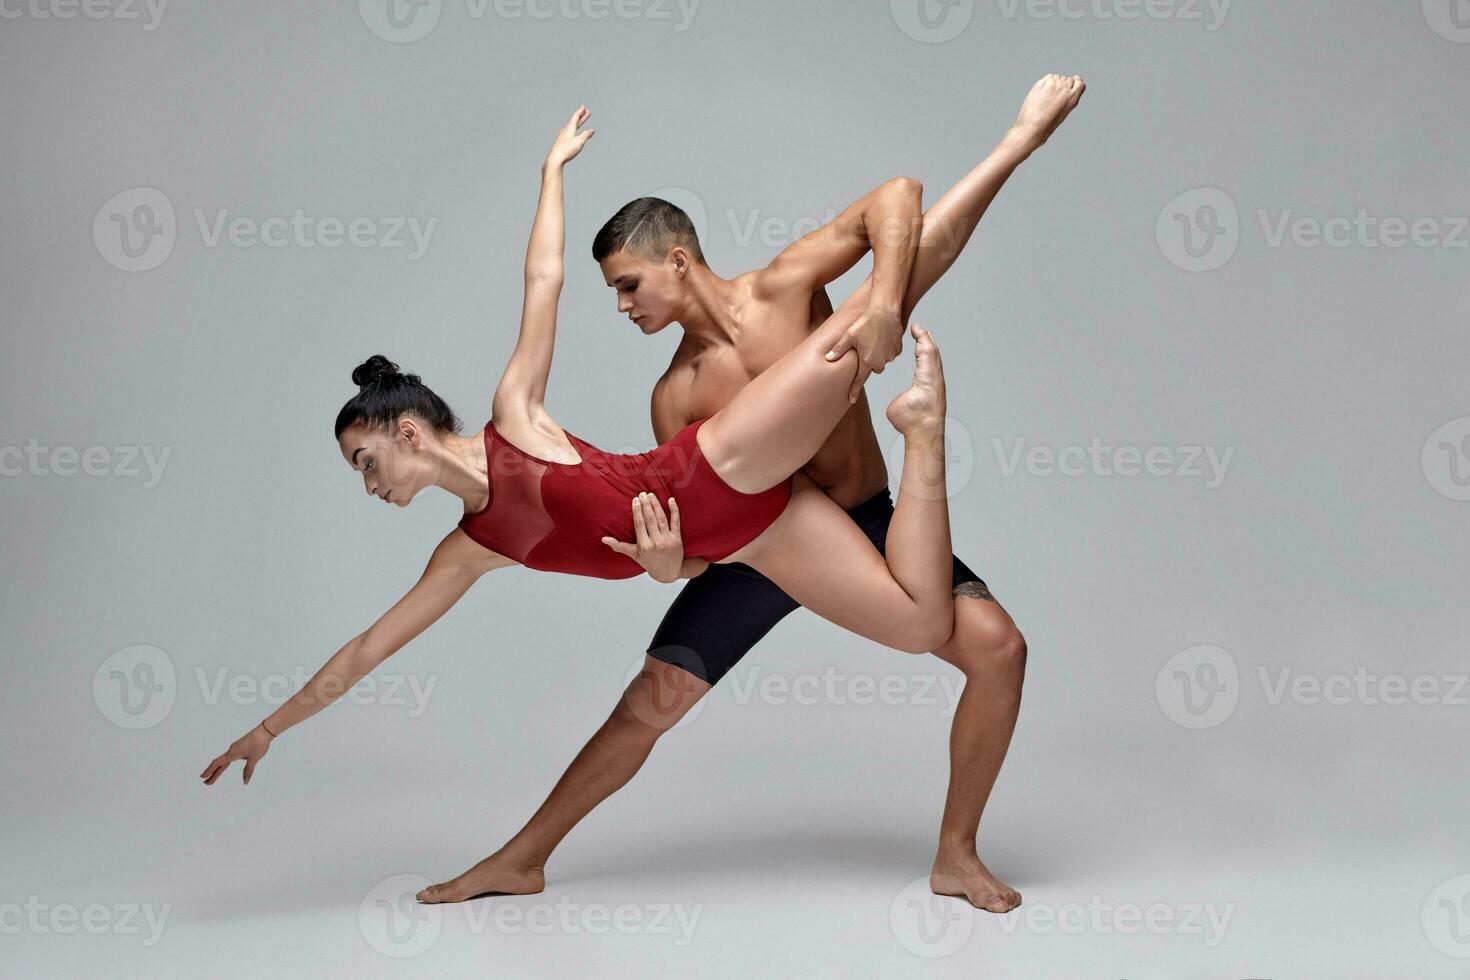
[651,356,694,405]
[733,266,825,330]
[743,264,789,303]
[649,357,700,439]
[651,362,684,395]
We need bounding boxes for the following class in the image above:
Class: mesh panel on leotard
[458,426,555,565]
[485,441,555,563]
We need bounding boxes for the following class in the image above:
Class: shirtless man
[420,74,1084,913]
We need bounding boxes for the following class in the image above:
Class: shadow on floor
[178,823,1104,922]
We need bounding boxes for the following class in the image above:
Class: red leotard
[457,417,793,579]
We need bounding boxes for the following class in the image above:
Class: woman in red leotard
[453,412,791,580]
[202,106,957,780]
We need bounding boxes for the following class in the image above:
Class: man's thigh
[647,560,802,686]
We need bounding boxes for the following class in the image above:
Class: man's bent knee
[936,602,1027,679]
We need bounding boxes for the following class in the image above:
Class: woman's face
[338,419,430,507]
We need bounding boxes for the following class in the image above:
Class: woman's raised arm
[492,106,595,420]
[199,531,512,785]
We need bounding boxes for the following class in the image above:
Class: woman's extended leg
[851,72,1086,319]
[732,470,952,654]
[695,74,1086,495]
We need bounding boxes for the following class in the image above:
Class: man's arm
[760,176,922,305]
[758,176,923,401]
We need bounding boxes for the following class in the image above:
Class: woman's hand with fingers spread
[200,722,275,786]
[603,492,686,583]
[544,105,594,171]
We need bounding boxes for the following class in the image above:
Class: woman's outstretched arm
[199,531,511,785]
[492,106,595,421]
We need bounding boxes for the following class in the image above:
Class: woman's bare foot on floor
[1008,73,1086,154]
[931,849,1022,914]
[416,850,546,904]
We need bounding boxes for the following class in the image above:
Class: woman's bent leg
[719,326,953,649]
[731,473,953,654]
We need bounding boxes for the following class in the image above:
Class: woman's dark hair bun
[352,354,404,388]
[335,353,459,441]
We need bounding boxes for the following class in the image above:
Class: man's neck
[672,264,740,348]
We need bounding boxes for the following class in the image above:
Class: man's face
[598,248,686,335]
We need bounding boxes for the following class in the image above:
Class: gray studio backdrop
[2,0,1467,975]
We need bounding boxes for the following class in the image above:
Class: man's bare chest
[680,321,811,418]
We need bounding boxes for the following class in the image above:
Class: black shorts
[646,487,987,686]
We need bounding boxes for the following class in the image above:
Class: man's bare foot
[416,850,546,904]
[1008,73,1086,154]
[885,323,946,435]
[931,850,1022,914]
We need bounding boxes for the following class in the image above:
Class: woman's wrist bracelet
[260,719,278,738]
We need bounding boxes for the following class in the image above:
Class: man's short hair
[592,197,706,265]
